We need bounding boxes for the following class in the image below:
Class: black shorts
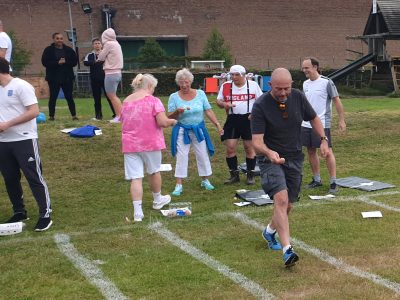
[221,114,252,141]
[301,127,333,148]
[257,154,304,203]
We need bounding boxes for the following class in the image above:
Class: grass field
[0,95,399,300]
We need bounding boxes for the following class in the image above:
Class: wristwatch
[320,136,329,142]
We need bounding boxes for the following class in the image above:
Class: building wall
[0,0,372,75]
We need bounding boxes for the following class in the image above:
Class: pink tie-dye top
[120,95,166,153]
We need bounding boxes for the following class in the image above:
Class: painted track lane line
[54,233,128,300]
[2,191,399,248]
[149,222,275,300]
[230,212,400,295]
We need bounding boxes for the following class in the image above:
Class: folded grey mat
[336,176,395,191]
[235,190,273,205]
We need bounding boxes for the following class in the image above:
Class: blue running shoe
[262,228,282,250]
[283,247,299,267]
[201,179,215,190]
[172,184,183,196]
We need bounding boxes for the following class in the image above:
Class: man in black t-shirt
[251,68,328,267]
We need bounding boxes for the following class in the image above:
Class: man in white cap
[216,65,263,185]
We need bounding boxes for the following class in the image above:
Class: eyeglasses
[278,102,288,119]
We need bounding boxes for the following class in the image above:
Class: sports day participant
[120,73,176,222]
[97,28,123,123]
[0,58,52,231]
[84,38,116,120]
[168,68,223,196]
[301,57,346,194]
[216,65,263,185]
[251,68,328,267]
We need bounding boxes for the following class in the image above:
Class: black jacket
[83,52,105,82]
[41,43,77,82]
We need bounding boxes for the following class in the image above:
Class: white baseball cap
[229,65,246,75]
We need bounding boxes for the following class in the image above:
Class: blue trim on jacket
[171,121,214,157]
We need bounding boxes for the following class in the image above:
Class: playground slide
[328,53,376,81]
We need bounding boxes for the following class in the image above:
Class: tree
[202,28,232,67]
[7,31,32,76]
[138,38,166,62]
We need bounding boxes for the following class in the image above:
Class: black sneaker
[329,183,339,194]
[305,179,323,189]
[6,212,29,223]
[34,217,53,232]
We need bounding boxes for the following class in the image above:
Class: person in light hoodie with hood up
[97,28,123,123]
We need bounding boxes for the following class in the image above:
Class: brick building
[1,0,373,75]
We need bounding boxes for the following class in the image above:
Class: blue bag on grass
[69,125,100,138]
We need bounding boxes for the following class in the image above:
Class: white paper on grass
[94,129,102,136]
[160,164,172,172]
[235,189,248,193]
[309,194,336,200]
[351,182,374,188]
[233,201,252,207]
[0,222,23,236]
[60,128,77,133]
[361,211,383,218]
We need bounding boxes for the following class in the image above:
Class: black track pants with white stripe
[0,139,52,218]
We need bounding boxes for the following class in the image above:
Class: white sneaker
[109,116,120,123]
[133,212,144,222]
[153,195,171,210]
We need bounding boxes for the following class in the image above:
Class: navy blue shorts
[257,154,304,203]
[301,127,332,148]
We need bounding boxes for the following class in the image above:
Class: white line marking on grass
[54,234,128,300]
[2,191,399,248]
[230,212,400,295]
[358,194,400,212]
[149,222,275,300]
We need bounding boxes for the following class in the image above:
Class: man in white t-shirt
[301,57,346,194]
[216,65,263,185]
[0,20,12,70]
[0,58,52,231]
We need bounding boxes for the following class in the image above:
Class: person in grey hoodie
[97,28,123,123]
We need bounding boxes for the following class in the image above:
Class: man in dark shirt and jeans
[41,32,78,121]
[84,38,115,120]
[251,68,328,267]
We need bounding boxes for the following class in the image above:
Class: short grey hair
[131,73,158,91]
[175,68,194,85]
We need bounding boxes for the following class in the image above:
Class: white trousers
[174,128,212,178]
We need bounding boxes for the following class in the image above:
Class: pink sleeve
[152,96,165,116]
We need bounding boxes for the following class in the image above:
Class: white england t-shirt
[0,78,38,142]
[302,75,339,129]
[217,80,263,115]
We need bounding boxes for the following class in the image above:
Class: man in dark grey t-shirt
[251,68,328,267]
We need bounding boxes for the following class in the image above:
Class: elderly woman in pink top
[121,73,177,222]
[97,28,123,123]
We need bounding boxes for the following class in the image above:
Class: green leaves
[202,28,232,67]
[7,30,32,76]
[138,38,166,62]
